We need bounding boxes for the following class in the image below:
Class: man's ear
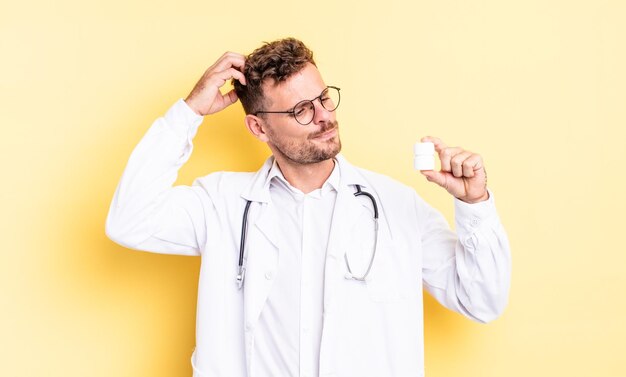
[244,114,269,142]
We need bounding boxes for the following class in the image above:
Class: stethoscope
[236,184,379,289]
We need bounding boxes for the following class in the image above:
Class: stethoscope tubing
[344,185,379,281]
[236,184,379,289]
[236,200,252,289]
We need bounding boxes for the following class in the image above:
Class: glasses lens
[320,87,340,112]
[294,101,315,125]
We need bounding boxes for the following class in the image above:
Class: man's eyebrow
[288,88,324,109]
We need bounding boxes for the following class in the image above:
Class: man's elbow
[470,296,509,324]
[105,214,134,249]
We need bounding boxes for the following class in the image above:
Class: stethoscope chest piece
[236,266,246,290]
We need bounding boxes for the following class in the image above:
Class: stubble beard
[268,120,342,165]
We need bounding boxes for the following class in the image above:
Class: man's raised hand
[420,136,490,204]
[185,52,247,116]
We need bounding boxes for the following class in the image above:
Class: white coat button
[470,217,480,227]
[265,271,274,280]
[245,321,253,331]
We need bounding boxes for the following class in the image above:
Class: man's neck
[273,156,336,194]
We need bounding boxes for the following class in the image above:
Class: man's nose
[312,99,332,125]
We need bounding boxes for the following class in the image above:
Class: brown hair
[233,38,316,115]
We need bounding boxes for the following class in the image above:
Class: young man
[106,38,511,377]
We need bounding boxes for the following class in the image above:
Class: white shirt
[253,160,340,377]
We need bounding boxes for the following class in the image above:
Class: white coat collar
[240,154,371,203]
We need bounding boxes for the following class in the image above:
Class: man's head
[234,38,316,115]
[235,38,342,165]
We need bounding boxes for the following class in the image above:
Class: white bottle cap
[414,142,435,155]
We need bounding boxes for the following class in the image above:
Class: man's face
[258,63,341,165]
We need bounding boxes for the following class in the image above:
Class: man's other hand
[185,52,247,116]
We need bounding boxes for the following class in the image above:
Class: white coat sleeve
[105,99,209,256]
[419,191,511,323]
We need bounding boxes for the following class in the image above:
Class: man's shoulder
[193,171,256,194]
[345,161,415,197]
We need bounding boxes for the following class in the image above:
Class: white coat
[106,100,511,377]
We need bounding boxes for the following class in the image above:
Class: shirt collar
[241,154,369,203]
[239,154,393,240]
[265,158,341,198]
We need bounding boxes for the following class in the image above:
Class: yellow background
[1,0,625,376]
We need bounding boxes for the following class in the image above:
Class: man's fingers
[451,151,473,177]
[214,51,246,68]
[205,67,246,89]
[185,52,248,116]
[439,146,463,173]
[421,136,447,153]
[223,89,238,105]
[462,153,483,177]
[420,170,448,189]
[419,137,489,202]
[212,52,246,76]
[222,67,246,86]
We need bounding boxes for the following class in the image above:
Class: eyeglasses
[254,86,341,125]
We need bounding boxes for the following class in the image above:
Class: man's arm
[419,137,511,323]
[418,191,511,323]
[105,52,247,255]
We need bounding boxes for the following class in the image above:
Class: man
[106,38,511,377]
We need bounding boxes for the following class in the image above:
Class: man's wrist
[163,99,205,138]
[183,97,204,116]
[457,190,490,204]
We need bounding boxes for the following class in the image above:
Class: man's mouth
[310,122,339,140]
[312,128,337,140]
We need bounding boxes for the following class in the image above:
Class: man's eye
[294,107,307,116]
[295,102,313,115]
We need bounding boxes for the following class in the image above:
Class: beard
[267,120,342,165]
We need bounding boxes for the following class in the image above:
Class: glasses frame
[253,86,341,125]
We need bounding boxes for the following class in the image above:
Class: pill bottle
[414,142,435,170]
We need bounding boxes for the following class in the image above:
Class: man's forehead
[261,64,326,108]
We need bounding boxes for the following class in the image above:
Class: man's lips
[310,127,337,140]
